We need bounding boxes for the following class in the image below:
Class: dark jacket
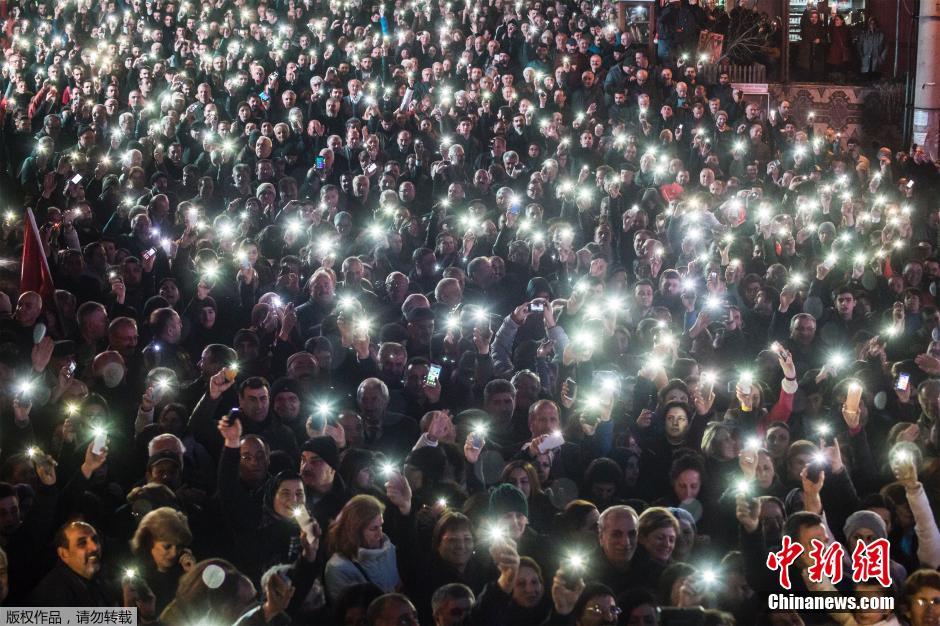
[29,562,114,607]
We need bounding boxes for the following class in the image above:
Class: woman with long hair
[499,460,556,532]
[324,495,399,604]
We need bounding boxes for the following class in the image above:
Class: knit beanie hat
[489,483,529,518]
[843,510,888,542]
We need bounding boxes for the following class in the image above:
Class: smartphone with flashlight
[425,363,442,387]
[806,458,825,483]
[593,370,622,396]
[907,180,915,189]
[896,372,910,392]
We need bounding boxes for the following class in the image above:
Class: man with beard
[285,351,320,398]
[270,378,305,443]
[299,436,348,528]
[29,520,112,607]
[653,269,685,320]
[107,317,141,380]
[377,343,407,391]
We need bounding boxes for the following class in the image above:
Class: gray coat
[856,30,886,73]
[324,535,400,604]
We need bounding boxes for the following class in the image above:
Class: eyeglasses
[913,597,940,608]
[586,604,623,618]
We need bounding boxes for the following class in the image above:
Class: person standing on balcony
[798,9,827,81]
[826,14,853,81]
[856,17,887,82]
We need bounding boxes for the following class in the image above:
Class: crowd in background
[1,0,940,624]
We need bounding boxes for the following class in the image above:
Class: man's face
[403,363,429,396]
[300,450,335,492]
[274,392,300,420]
[599,511,638,567]
[375,599,419,626]
[239,438,269,486]
[58,525,102,579]
[635,285,653,308]
[239,387,270,422]
[379,351,406,384]
[358,385,387,420]
[110,324,139,356]
[836,293,856,318]
[435,596,472,626]
[14,293,42,326]
[791,318,817,345]
[148,459,181,489]
[485,392,516,422]
[797,524,828,566]
[529,403,560,437]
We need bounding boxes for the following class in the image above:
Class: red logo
[767,536,892,589]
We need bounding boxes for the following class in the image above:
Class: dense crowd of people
[2,0,940,624]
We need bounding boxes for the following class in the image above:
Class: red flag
[21,208,55,303]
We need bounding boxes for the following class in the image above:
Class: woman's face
[511,564,543,608]
[355,467,373,489]
[273,479,305,518]
[507,468,531,499]
[674,519,695,559]
[150,540,180,571]
[438,527,474,568]
[362,514,384,549]
[200,306,216,328]
[756,452,775,489]
[673,469,701,502]
[665,407,690,441]
[640,525,677,563]
[713,429,739,461]
[623,456,640,487]
[766,426,790,459]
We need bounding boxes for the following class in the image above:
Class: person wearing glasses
[547,581,622,626]
[904,570,940,626]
